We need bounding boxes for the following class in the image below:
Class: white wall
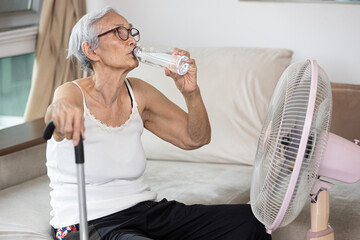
[87,0,360,84]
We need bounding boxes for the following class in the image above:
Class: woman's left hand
[164,48,198,95]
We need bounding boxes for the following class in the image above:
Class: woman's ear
[81,42,99,62]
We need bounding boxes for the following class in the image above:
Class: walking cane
[43,120,89,240]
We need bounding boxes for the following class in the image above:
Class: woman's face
[94,12,139,71]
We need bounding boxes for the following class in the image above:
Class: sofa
[0,47,359,240]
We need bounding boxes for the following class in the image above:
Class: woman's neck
[89,68,128,107]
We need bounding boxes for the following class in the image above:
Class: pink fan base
[307,190,334,240]
[307,228,334,240]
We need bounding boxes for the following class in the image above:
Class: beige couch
[0,47,359,240]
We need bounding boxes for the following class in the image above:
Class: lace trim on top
[84,104,137,132]
[72,79,138,132]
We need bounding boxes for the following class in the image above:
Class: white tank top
[46,79,157,228]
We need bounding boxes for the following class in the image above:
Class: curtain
[24,0,86,121]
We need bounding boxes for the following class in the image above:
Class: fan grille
[250,60,332,231]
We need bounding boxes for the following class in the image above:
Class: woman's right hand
[48,100,85,146]
[45,82,85,146]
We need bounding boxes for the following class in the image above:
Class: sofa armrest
[0,118,47,190]
[0,143,47,191]
[330,82,360,142]
[0,118,45,156]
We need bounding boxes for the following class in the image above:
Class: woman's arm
[135,49,211,150]
[44,82,85,146]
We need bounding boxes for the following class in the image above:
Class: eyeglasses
[97,26,140,42]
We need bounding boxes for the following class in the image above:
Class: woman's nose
[128,35,136,45]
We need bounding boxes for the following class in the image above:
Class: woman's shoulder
[55,81,79,94]
[57,77,90,92]
[127,77,159,94]
[127,77,164,112]
[53,78,90,104]
[127,77,145,87]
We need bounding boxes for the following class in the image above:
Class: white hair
[67,6,119,72]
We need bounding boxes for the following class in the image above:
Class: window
[0,0,42,129]
[0,53,35,129]
[0,0,43,31]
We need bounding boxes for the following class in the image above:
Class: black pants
[53,199,271,240]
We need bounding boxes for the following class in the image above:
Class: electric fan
[250,59,360,239]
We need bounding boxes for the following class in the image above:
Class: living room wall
[87,0,360,85]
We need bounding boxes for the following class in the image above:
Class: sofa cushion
[0,160,253,239]
[144,160,254,205]
[0,175,52,240]
[129,47,293,165]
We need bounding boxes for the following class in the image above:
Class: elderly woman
[45,6,270,240]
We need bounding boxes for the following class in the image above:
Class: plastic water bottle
[132,45,190,75]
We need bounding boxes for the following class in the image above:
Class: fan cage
[250,60,332,231]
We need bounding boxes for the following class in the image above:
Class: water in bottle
[132,45,190,75]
